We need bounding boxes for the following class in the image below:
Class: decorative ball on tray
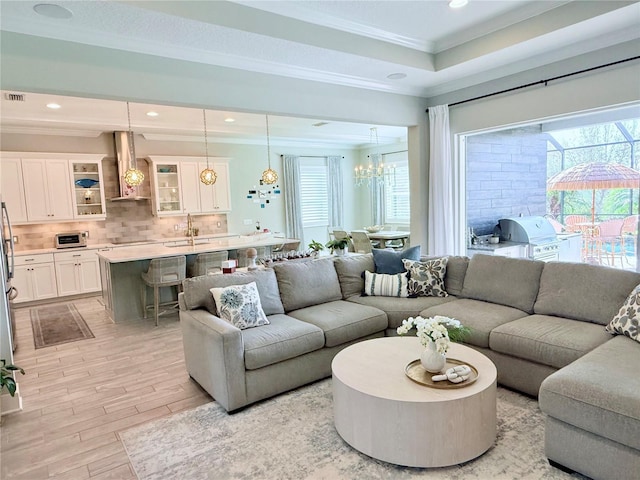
[364,225,384,233]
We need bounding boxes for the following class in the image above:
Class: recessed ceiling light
[46,103,61,109]
[387,73,407,80]
[146,111,159,117]
[224,118,235,123]
[33,3,73,19]
[449,0,468,9]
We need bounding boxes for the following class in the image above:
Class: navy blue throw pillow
[372,246,421,274]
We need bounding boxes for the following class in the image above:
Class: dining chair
[350,231,373,254]
[332,230,354,252]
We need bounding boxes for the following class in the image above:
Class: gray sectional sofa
[178,253,640,480]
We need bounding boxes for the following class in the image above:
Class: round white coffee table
[332,337,497,467]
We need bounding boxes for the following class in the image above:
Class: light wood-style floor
[1,296,211,479]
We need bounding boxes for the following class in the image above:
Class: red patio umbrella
[547,162,640,224]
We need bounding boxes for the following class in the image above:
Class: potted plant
[308,240,325,256]
[1,359,25,397]
[326,238,349,256]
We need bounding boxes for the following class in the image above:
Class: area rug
[121,379,586,480]
[30,303,95,349]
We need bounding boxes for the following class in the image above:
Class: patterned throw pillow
[606,284,640,343]
[402,257,449,298]
[210,281,270,330]
[363,271,408,297]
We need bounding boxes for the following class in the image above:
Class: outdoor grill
[498,216,561,261]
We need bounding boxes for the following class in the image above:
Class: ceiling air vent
[4,93,25,102]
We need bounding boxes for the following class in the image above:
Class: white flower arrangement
[396,315,470,354]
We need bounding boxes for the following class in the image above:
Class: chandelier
[261,114,278,185]
[354,127,395,187]
[199,109,217,185]
[123,101,144,187]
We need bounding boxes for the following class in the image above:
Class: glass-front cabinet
[70,157,107,219]
[148,156,231,216]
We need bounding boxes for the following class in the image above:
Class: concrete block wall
[11,157,227,251]
[466,126,548,235]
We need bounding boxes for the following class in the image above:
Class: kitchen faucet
[187,213,195,246]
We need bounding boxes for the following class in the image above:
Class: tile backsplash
[11,158,228,251]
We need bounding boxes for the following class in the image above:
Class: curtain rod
[280,155,344,158]
[425,56,640,113]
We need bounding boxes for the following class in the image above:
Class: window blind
[384,152,409,224]
[300,163,329,227]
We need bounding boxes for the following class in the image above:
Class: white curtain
[282,155,303,242]
[327,156,343,228]
[428,105,459,255]
[369,153,384,225]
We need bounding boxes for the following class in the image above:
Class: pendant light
[261,114,278,185]
[199,109,217,185]
[123,101,144,187]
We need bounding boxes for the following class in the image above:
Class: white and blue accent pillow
[363,270,409,297]
[210,281,270,329]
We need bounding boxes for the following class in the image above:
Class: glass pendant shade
[261,114,278,185]
[200,167,217,185]
[124,103,145,187]
[261,167,278,185]
[200,109,217,185]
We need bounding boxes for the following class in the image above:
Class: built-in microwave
[55,232,87,249]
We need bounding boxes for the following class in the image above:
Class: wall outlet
[12,235,18,244]
[83,230,89,238]
[216,221,221,228]
[243,219,253,225]
[174,224,179,231]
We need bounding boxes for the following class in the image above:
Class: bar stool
[236,247,267,267]
[141,255,186,326]
[188,251,228,277]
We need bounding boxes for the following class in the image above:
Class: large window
[383,151,409,224]
[300,159,329,228]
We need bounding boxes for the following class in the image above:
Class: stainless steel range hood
[111,131,149,201]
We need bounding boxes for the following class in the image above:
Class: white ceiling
[1,0,639,145]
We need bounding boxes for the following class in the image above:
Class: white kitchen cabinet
[199,161,231,212]
[12,254,58,304]
[148,156,232,216]
[69,159,107,220]
[54,249,101,296]
[22,158,74,222]
[0,157,28,223]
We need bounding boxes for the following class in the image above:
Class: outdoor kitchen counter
[97,235,299,323]
[466,240,528,258]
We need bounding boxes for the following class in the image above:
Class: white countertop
[97,235,300,263]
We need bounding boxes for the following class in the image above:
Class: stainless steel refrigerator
[1,199,18,358]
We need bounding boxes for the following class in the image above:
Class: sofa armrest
[179,308,248,412]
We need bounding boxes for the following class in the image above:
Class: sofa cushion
[403,257,448,298]
[363,271,408,297]
[210,282,270,330]
[273,258,342,312]
[461,255,544,313]
[420,298,528,348]
[334,254,374,298]
[539,335,640,450]
[182,268,284,315]
[287,300,387,347]
[606,283,640,343]
[490,314,611,369]
[347,294,456,329]
[372,246,420,274]
[444,256,469,297]
[534,262,640,325]
[242,314,325,370]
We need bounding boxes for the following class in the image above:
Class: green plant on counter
[1,359,25,397]
[325,238,349,253]
[308,240,325,252]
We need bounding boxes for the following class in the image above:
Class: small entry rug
[121,379,585,480]
[30,303,94,349]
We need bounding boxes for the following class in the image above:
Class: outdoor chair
[564,215,589,233]
[592,219,624,267]
[621,215,639,265]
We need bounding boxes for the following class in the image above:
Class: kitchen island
[97,235,299,323]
